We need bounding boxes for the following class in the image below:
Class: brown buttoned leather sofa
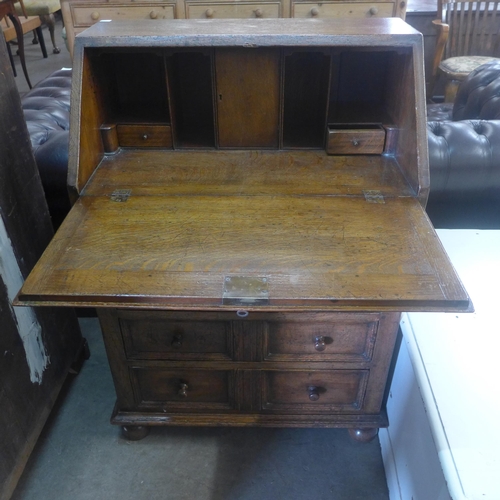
[21,68,71,230]
[22,63,500,231]
[426,60,500,228]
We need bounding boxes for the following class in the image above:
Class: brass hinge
[110,189,132,202]
[222,276,269,306]
[363,190,385,203]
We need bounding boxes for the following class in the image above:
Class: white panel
[0,215,49,384]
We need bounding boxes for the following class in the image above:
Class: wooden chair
[1,0,47,88]
[13,0,61,54]
[2,16,47,62]
[430,0,500,102]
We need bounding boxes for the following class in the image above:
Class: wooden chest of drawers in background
[61,0,407,57]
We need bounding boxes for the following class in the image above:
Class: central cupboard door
[215,48,281,148]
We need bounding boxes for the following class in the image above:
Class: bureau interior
[75,44,420,197]
[82,46,414,147]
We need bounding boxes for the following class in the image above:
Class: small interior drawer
[262,370,369,412]
[263,314,379,362]
[120,315,233,360]
[116,124,173,148]
[131,368,235,409]
[326,124,386,155]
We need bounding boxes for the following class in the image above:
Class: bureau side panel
[68,48,106,199]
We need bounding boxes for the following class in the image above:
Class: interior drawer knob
[369,6,379,15]
[178,382,189,397]
[352,138,360,146]
[308,386,321,401]
[91,11,100,20]
[254,8,263,17]
[205,8,214,18]
[310,7,319,16]
[171,333,183,348]
[314,335,326,351]
[149,10,158,19]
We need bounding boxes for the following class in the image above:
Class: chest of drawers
[18,18,470,442]
[99,309,400,436]
[61,0,407,57]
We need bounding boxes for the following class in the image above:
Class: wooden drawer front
[116,124,173,148]
[264,316,379,362]
[132,368,235,410]
[120,317,232,360]
[186,2,280,19]
[262,370,368,412]
[71,4,175,27]
[327,125,386,155]
[292,2,394,18]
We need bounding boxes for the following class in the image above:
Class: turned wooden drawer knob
[369,6,378,15]
[314,335,326,351]
[254,8,263,17]
[171,333,183,348]
[90,11,100,20]
[205,8,214,17]
[308,386,320,401]
[310,7,319,16]
[149,10,158,19]
[178,382,189,397]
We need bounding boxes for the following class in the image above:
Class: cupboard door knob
[310,7,319,16]
[308,386,320,401]
[91,11,100,20]
[205,8,214,17]
[314,335,326,351]
[254,8,263,17]
[369,6,378,15]
[178,382,189,397]
[171,334,183,348]
[150,10,158,19]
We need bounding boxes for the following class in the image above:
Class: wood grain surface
[18,190,468,310]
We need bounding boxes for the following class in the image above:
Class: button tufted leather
[426,61,500,228]
[21,69,71,229]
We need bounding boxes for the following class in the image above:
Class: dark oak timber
[18,19,470,441]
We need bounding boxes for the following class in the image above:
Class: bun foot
[121,425,150,441]
[348,427,378,443]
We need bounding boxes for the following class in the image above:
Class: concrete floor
[10,21,390,500]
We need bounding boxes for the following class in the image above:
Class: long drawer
[120,312,234,360]
[261,369,369,412]
[119,311,379,361]
[291,1,395,18]
[185,1,280,18]
[71,3,175,27]
[131,367,236,410]
[263,313,380,362]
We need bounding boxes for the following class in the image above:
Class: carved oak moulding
[16,18,471,441]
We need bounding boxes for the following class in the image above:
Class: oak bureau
[18,18,471,442]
